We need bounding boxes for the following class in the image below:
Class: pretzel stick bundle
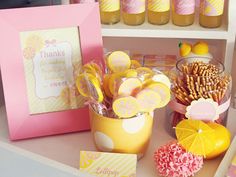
[173,61,230,105]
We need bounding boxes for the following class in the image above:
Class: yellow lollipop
[124,69,138,78]
[76,73,103,102]
[136,67,154,81]
[83,62,102,82]
[108,72,124,95]
[130,59,142,69]
[112,96,140,118]
[107,51,131,73]
[136,88,161,112]
[103,74,113,98]
[152,73,171,88]
[118,78,142,96]
[145,82,171,108]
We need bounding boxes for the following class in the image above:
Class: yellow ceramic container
[89,107,154,157]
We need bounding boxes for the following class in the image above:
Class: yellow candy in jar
[107,51,131,73]
[145,82,171,108]
[112,96,140,118]
[136,88,161,112]
[118,77,142,96]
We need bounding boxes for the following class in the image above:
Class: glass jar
[167,57,231,136]
[122,0,146,26]
[199,0,225,28]
[172,0,195,26]
[147,0,170,25]
[99,0,120,24]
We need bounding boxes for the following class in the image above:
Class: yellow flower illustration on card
[80,151,101,169]
[25,34,44,52]
[23,47,36,60]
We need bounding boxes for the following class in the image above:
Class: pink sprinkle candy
[154,141,203,177]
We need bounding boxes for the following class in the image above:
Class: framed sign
[0,3,103,140]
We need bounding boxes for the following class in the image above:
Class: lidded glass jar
[167,57,231,135]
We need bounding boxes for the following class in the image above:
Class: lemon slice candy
[124,69,138,78]
[136,67,154,81]
[102,74,113,98]
[76,73,103,102]
[118,78,142,96]
[136,88,161,112]
[146,82,171,108]
[83,62,102,82]
[108,72,123,95]
[152,73,171,89]
[112,96,140,118]
[76,73,95,97]
[107,51,131,73]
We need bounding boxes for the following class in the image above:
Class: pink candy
[154,141,203,177]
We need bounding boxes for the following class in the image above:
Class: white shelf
[1,103,236,177]
[102,20,229,40]
[102,0,236,40]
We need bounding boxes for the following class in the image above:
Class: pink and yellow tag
[80,151,137,177]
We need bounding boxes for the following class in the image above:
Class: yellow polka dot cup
[89,107,153,158]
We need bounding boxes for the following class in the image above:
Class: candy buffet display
[76,51,171,155]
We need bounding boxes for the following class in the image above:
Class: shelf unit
[102,0,236,72]
[0,0,236,177]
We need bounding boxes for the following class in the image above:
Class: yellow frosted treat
[152,73,171,88]
[192,41,209,55]
[136,67,154,81]
[130,59,142,69]
[76,73,103,102]
[146,82,171,108]
[103,74,113,98]
[179,42,192,57]
[136,88,161,112]
[112,96,140,118]
[118,78,142,96]
[107,51,131,73]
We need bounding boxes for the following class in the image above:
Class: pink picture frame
[0,3,103,140]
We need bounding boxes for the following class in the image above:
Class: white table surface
[0,100,236,177]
